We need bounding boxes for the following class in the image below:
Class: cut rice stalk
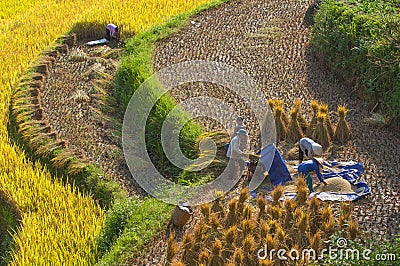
[287,109,303,143]
[67,160,89,175]
[274,106,287,141]
[313,112,331,147]
[293,99,308,131]
[318,103,334,138]
[36,140,66,157]
[334,105,352,143]
[51,149,76,169]
[267,98,275,112]
[274,99,289,125]
[307,100,319,136]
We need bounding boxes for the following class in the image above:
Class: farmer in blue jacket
[298,157,327,192]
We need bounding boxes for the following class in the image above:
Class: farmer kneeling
[227,129,248,177]
[106,23,120,41]
[298,157,327,192]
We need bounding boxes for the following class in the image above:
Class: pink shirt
[106,24,118,38]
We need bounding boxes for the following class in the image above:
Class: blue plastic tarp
[285,161,371,202]
[259,144,292,186]
[322,161,363,183]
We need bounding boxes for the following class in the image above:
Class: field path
[152,0,400,241]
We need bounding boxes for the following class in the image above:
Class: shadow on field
[69,21,106,40]
[0,190,21,266]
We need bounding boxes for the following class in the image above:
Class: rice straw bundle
[318,103,328,114]
[267,98,275,112]
[313,112,331,147]
[293,99,309,131]
[274,106,287,141]
[318,103,335,138]
[209,239,224,266]
[287,109,303,143]
[274,99,289,126]
[307,100,319,136]
[334,105,352,143]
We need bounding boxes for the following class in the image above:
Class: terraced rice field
[29,0,399,264]
[3,0,398,264]
[151,0,400,239]
[35,0,399,242]
[39,43,142,195]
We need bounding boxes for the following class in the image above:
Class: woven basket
[171,205,193,227]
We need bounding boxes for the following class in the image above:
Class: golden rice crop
[168,187,360,264]
[1,0,213,264]
[0,136,104,265]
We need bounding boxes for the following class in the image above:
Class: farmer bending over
[106,23,120,41]
[298,157,327,192]
[298,137,323,164]
[227,129,248,177]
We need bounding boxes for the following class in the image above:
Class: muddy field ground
[152,0,399,239]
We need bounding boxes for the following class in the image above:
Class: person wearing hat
[233,116,247,151]
[298,157,327,192]
[227,129,248,176]
[106,23,120,41]
[233,116,246,136]
[298,137,323,164]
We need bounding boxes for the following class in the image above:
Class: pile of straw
[286,145,299,160]
[274,105,287,141]
[287,109,303,142]
[313,112,331,147]
[334,105,352,143]
[318,103,335,138]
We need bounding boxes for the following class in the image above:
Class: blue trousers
[300,172,314,192]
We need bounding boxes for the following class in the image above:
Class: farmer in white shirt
[227,129,248,176]
[233,116,247,151]
[298,137,323,164]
